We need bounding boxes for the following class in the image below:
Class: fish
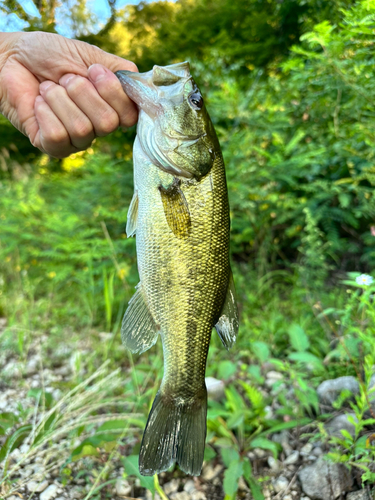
[115,62,239,477]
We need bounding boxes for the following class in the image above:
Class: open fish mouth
[115,62,191,118]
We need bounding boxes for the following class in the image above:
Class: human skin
[0,31,138,158]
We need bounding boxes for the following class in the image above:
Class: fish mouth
[115,62,191,118]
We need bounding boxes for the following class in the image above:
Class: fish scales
[116,62,239,477]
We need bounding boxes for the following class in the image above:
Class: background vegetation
[1,0,375,498]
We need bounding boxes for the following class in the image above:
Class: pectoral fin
[215,271,239,349]
[121,283,159,354]
[159,178,191,239]
[126,191,139,237]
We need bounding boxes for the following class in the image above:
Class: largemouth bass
[116,62,239,476]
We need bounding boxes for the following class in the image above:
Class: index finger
[87,64,138,128]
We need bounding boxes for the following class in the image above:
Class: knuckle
[66,76,89,97]
[73,120,93,139]
[96,110,119,136]
[45,126,68,145]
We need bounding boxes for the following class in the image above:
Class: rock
[266,371,283,381]
[184,480,196,493]
[202,463,222,481]
[164,479,180,495]
[69,486,84,499]
[144,491,161,500]
[115,478,131,497]
[253,448,267,458]
[192,492,206,500]
[170,492,191,500]
[205,377,225,401]
[317,376,359,406]
[267,456,281,473]
[325,413,358,438]
[272,430,293,456]
[27,479,49,493]
[273,476,289,493]
[299,456,353,500]
[264,405,274,419]
[40,484,59,500]
[283,495,293,500]
[347,490,372,500]
[312,446,323,457]
[284,450,299,465]
[300,443,313,456]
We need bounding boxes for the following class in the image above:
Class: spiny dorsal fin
[215,270,239,349]
[159,178,191,239]
[126,191,139,237]
[121,283,160,354]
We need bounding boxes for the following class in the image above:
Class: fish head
[116,62,217,179]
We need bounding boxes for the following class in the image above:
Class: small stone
[267,456,281,473]
[253,447,267,458]
[300,443,313,455]
[27,479,49,493]
[145,491,161,500]
[325,413,358,438]
[317,376,359,406]
[184,480,196,493]
[205,377,225,401]
[264,405,274,419]
[115,477,131,497]
[284,451,299,465]
[299,456,353,500]
[40,484,59,500]
[347,490,372,500]
[170,492,190,500]
[202,463,222,481]
[192,492,206,500]
[266,371,283,380]
[272,430,293,456]
[283,495,293,500]
[273,476,289,493]
[312,446,323,457]
[69,486,84,499]
[164,479,180,495]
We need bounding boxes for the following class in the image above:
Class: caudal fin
[139,390,207,476]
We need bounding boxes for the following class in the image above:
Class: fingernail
[88,64,107,83]
[35,96,44,104]
[40,81,54,93]
[59,74,75,86]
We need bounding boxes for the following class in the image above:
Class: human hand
[0,31,138,158]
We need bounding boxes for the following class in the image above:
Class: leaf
[252,341,270,363]
[96,420,129,433]
[0,425,32,463]
[223,458,243,497]
[204,445,217,462]
[0,413,18,435]
[123,454,155,493]
[250,437,279,458]
[243,459,264,500]
[220,447,240,468]
[288,324,309,352]
[27,389,54,409]
[288,351,324,369]
[217,360,237,380]
[260,417,312,435]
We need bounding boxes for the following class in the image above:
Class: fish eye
[188,92,203,110]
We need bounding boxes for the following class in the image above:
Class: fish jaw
[116,69,161,119]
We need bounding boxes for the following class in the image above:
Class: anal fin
[121,283,159,354]
[126,191,139,237]
[215,271,239,349]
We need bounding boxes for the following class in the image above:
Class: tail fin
[139,390,207,476]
